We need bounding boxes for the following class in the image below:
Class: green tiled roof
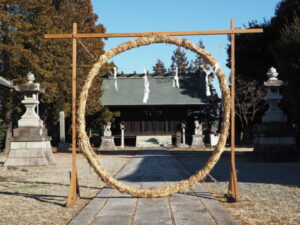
[101,74,208,106]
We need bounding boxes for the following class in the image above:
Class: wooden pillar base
[227,167,239,202]
[66,169,80,207]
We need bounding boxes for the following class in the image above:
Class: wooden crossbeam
[45,20,263,207]
[45,28,263,39]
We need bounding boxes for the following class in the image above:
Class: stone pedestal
[191,134,205,148]
[99,136,116,150]
[4,122,55,166]
[253,123,297,162]
[136,135,172,148]
[253,68,297,162]
[4,72,55,166]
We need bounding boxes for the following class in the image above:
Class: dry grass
[0,152,131,225]
[173,150,300,225]
[1,149,299,225]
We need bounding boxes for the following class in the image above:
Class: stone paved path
[69,150,239,225]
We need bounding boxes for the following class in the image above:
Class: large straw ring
[78,35,230,197]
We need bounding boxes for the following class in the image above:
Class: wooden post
[44,23,263,207]
[228,19,240,202]
[66,22,80,207]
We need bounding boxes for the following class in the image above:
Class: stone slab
[134,198,172,225]
[170,193,215,225]
[192,183,240,225]
[136,135,172,148]
[70,150,239,225]
[69,188,114,225]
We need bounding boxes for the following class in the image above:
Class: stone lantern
[4,72,55,166]
[253,67,297,161]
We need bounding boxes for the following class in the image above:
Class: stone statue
[191,120,205,148]
[100,121,116,150]
[194,120,203,135]
[104,122,112,136]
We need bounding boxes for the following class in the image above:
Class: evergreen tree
[0,0,112,145]
[189,40,207,73]
[152,59,166,74]
[170,47,189,73]
[226,0,300,143]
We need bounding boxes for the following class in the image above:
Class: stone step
[136,135,172,148]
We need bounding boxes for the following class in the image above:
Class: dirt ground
[0,153,132,225]
[173,150,300,225]
[0,149,299,225]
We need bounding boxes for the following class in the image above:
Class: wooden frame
[45,19,263,207]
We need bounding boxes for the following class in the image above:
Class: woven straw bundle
[78,35,230,198]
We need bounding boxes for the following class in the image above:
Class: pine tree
[170,47,189,73]
[152,59,166,74]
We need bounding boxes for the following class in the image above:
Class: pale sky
[91,0,280,91]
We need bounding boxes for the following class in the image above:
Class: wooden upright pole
[228,19,240,202]
[44,23,263,207]
[66,22,80,207]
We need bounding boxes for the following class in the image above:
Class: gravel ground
[0,152,132,225]
[1,150,299,225]
[173,151,300,225]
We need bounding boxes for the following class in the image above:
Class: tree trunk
[3,123,12,153]
[3,90,13,153]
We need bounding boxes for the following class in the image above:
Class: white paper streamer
[173,67,180,88]
[143,69,150,103]
[201,65,211,96]
[113,67,118,91]
[214,62,219,73]
[205,73,211,96]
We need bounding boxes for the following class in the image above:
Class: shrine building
[100,72,210,147]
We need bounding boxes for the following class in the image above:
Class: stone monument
[99,122,116,150]
[253,67,297,161]
[191,120,205,148]
[58,111,69,152]
[4,72,55,166]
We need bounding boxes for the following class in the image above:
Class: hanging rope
[113,67,118,91]
[173,67,180,88]
[78,35,230,198]
[77,38,97,62]
[143,68,150,103]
